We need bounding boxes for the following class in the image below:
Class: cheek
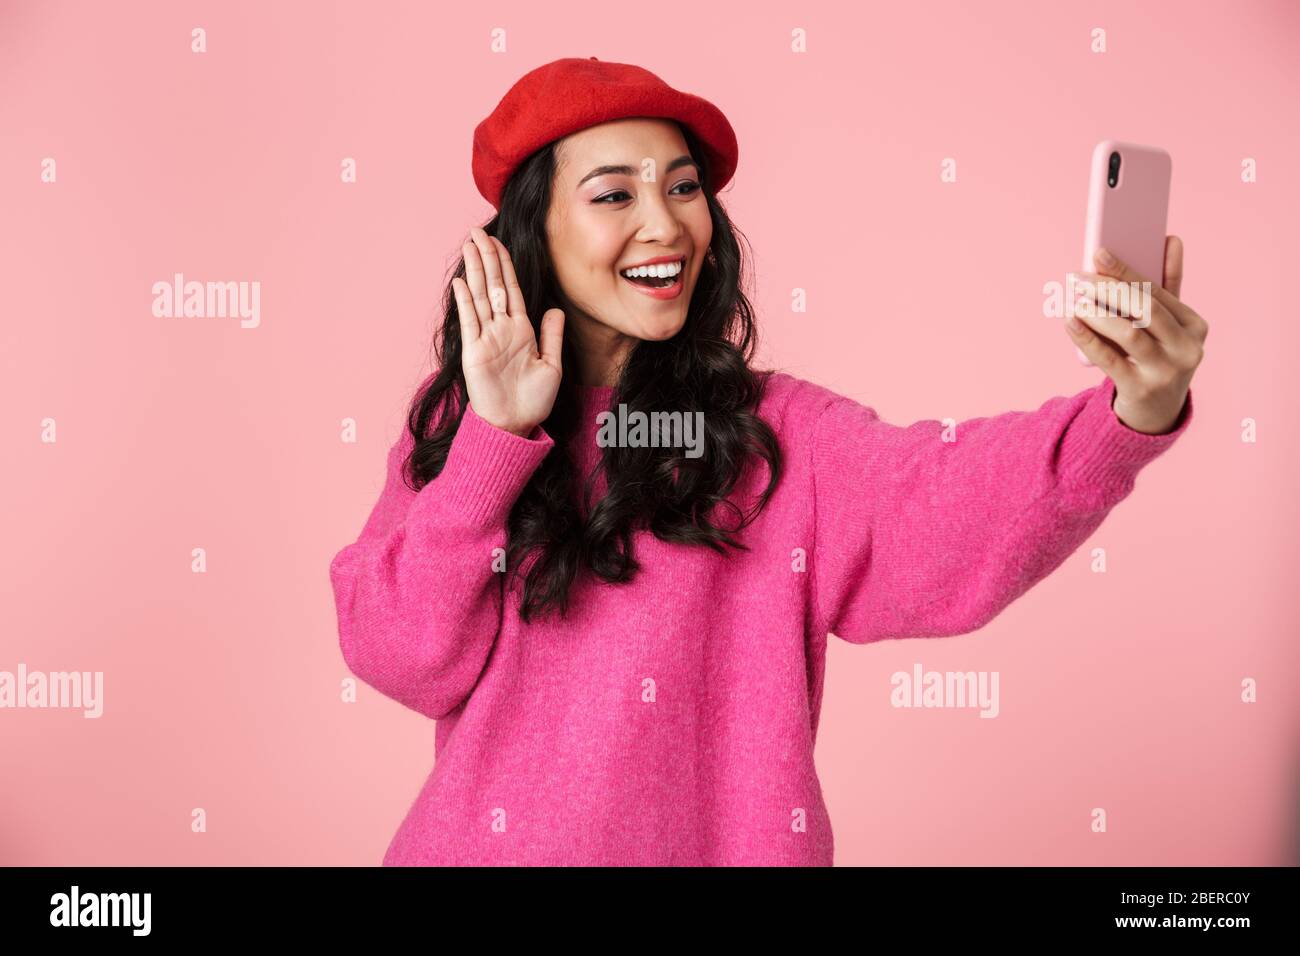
[688,216,712,278]
[568,216,626,276]
[694,213,713,250]
[552,212,623,283]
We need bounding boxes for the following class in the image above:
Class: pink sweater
[329,371,1193,866]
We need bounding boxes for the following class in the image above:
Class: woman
[328,57,1205,866]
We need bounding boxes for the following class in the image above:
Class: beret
[472,56,738,210]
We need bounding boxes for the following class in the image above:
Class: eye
[593,181,702,204]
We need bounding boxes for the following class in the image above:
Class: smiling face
[545,117,713,386]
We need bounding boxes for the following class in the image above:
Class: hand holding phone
[1076,140,1172,366]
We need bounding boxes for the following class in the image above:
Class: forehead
[554,117,689,181]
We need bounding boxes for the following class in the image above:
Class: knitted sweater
[328,371,1193,866]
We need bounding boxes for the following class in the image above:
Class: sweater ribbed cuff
[1059,376,1194,501]
[429,403,554,528]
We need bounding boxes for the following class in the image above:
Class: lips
[620,262,685,300]
[620,253,687,271]
[623,271,678,288]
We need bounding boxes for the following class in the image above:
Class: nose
[634,189,686,246]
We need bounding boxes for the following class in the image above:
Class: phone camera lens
[1108,150,1121,188]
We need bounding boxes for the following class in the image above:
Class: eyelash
[594,181,701,204]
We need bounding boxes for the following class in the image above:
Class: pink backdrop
[2,0,1297,866]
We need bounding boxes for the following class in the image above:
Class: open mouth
[624,273,680,289]
[619,256,686,290]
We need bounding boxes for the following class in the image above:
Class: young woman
[328,57,1206,866]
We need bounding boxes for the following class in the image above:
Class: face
[546,117,713,386]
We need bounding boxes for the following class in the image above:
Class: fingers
[1065,311,1138,389]
[537,308,565,370]
[1070,271,1174,348]
[456,228,555,368]
[1163,235,1184,299]
[1160,236,1208,346]
[1069,296,1161,364]
[451,277,480,342]
[1094,245,1195,328]
[461,240,495,325]
[465,227,509,325]
[490,237,527,318]
[467,225,508,317]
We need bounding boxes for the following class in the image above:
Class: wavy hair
[402,123,782,623]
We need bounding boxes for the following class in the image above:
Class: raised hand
[1066,236,1208,434]
[452,225,565,438]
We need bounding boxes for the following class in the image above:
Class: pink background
[2,0,1297,866]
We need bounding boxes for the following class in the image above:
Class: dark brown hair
[404,124,782,622]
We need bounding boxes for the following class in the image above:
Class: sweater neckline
[577,384,615,410]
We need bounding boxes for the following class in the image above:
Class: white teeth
[621,259,683,279]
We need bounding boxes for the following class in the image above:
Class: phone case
[1076,140,1172,366]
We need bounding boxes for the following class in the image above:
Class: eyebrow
[576,154,699,189]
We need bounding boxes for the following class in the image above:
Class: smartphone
[1075,140,1172,366]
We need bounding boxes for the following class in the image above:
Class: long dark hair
[403,123,782,623]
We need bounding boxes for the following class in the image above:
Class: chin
[636,318,687,341]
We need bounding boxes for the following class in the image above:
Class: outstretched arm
[810,375,1193,644]
[811,239,1207,644]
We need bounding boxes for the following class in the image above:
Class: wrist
[470,405,538,439]
[485,419,536,439]
[1111,390,1185,436]
[490,414,540,439]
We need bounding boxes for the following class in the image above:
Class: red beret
[472,56,738,210]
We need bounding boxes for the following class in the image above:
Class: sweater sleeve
[809,375,1193,644]
[328,403,554,718]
